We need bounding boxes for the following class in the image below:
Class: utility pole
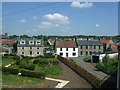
[116,42,120,89]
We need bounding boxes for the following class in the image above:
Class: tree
[13,42,18,52]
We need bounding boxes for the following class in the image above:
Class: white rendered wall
[56,47,78,57]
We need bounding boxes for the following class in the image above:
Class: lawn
[2,56,15,66]
[2,72,44,88]
[2,56,62,88]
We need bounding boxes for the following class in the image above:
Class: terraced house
[55,41,78,57]
[17,39,44,57]
[77,40,103,57]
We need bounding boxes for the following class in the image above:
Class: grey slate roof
[77,40,103,46]
[17,39,43,47]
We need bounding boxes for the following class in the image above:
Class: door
[30,51,32,56]
[66,53,68,57]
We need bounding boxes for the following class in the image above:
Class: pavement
[70,57,109,80]
[53,61,92,88]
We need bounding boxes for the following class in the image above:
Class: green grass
[2,72,44,88]
[2,57,15,66]
[96,57,118,74]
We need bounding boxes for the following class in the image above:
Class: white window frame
[20,40,25,44]
[37,52,40,54]
[36,40,41,45]
[29,40,34,44]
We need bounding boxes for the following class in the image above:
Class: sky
[2,2,118,36]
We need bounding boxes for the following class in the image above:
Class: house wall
[56,47,78,57]
[78,45,103,57]
[17,47,44,57]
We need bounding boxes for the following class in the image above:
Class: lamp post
[116,42,120,89]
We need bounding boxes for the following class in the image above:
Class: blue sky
[2,2,118,36]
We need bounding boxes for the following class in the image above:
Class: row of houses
[0,33,118,58]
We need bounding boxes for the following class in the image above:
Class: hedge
[2,67,19,75]
[20,69,46,79]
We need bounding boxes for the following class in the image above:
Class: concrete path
[70,57,109,80]
[45,77,70,88]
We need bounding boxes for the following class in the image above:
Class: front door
[30,51,32,56]
[66,53,68,57]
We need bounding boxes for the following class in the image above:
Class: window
[37,47,39,49]
[94,45,96,49]
[86,46,88,49]
[73,53,76,56]
[22,47,24,49]
[22,52,24,54]
[60,48,62,51]
[90,51,92,55]
[60,53,63,56]
[86,51,88,55]
[99,46,101,49]
[90,46,92,49]
[30,47,32,49]
[36,40,41,44]
[66,48,68,51]
[20,40,25,44]
[73,48,75,51]
[37,52,39,54]
[29,41,34,44]
[80,51,83,55]
[81,46,83,49]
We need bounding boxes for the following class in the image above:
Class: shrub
[39,60,50,64]
[33,59,40,64]
[20,69,46,79]
[2,67,19,75]
[16,60,21,65]
[19,60,27,69]
[50,60,59,65]
[25,64,35,70]
[83,57,91,62]
[13,56,20,60]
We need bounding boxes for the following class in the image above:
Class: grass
[2,57,15,66]
[2,72,44,88]
[96,57,118,74]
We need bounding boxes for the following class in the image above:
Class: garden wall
[56,55,103,88]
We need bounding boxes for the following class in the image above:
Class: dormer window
[20,40,25,44]
[29,40,34,44]
[36,40,41,44]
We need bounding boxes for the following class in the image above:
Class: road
[52,61,92,88]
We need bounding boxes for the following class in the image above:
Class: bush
[20,69,46,79]
[13,56,20,60]
[19,61,27,69]
[16,60,21,65]
[10,53,16,56]
[50,60,59,65]
[39,60,50,64]
[25,64,35,70]
[33,59,40,64]
[2,67,19,75]
[83,57,91,62]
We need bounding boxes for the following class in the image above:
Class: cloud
[61,29,66,32]
[19,19,26,23]
[25,29,37,33]
[38,21,60,28]
[71,1,93,8]
[96,24,100,27]
[33,16,38,20]
[44,13,70,25]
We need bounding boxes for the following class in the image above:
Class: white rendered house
[55,41,78,57]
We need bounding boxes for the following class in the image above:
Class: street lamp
[116,42,120,89]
